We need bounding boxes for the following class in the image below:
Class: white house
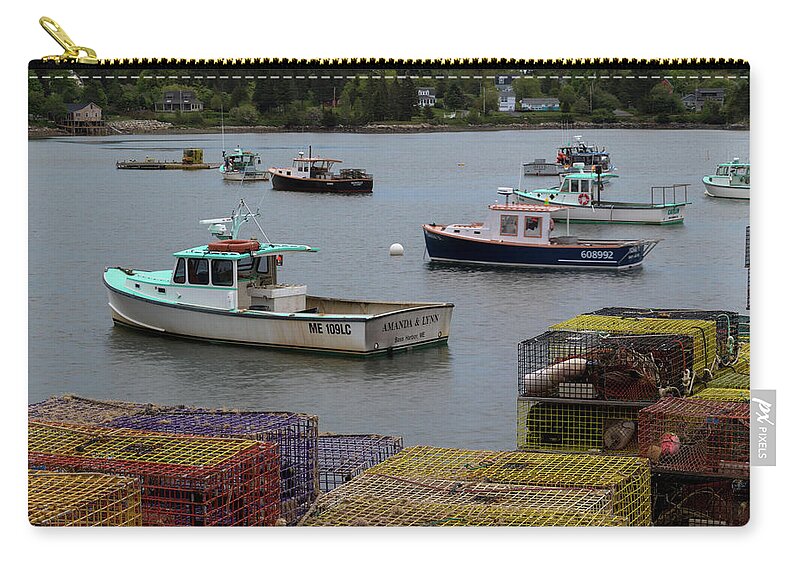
[519,97,560,112]
[497,86,516,112]
[418,87,436,108]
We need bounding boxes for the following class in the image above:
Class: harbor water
[28,129,749,449]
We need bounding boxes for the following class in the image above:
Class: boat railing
[651,184,690,206]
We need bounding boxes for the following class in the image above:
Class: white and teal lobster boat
[220,147,269,181]
[104,201,453,355]
[515,170,690,225]
[702,159,750,200]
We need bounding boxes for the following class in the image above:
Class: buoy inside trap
[389,243,404,256]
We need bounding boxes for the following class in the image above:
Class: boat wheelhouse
[104,201,452,355]
[268,150,373,193]
[422,189,659,270]
[515,170,690,225]
[702,159,750,200]
[220,147,269,181]
[523,135,615,176]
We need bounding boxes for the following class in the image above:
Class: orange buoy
[208,239,260,253]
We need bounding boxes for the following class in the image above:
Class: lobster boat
[523,135,615,176]
[268,149,373,193]
[702,159,750,200]
[220,147,269,181]
[104,200,453,355]
[422,189,659,270]
[515,170,690,225]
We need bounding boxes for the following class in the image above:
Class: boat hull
[105,280,452,356]
[516,192,686,224]
[223,171,270,181]
[270,171,373,193]
[422,226,655,270]
[702,177,749,200]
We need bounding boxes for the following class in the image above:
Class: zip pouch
[27,17,751,528]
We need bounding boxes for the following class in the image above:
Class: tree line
[28,68,749,127]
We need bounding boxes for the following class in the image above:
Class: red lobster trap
[585,307,741,366]
[518,330,695,401]
[638,397,749,478]
[651,472,749,526]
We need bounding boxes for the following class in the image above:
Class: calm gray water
[28,129,749,448]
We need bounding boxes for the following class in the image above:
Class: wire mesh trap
[28,470,142,526]
[651,472,749,526]
[585,307,740,365]
[517,397,645,455]
[638,398,749,478]
[551,315,718,379]
[27,394,159,425]
[28,421,281,526]
[704,369,750,391]
[300,473,626,526]
[318,434,403,493]
[107,411,318,525]
[518,330,694,400]
[365,446,651,525]
[690,388,750,403]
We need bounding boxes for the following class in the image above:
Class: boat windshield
[716,165,730,176]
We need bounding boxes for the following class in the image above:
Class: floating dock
[116,148,221,170]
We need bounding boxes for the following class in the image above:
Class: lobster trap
[28,470,142,526]
[651,472,749,526]
[638,398,749,478]
[690,388,750,403]
[518,330,694,400]
[705,369,750,391]
[586,307,741,365]
[300,474,624,527]
[27,394,157,425]
[28,421,281,526]
[366,446,651,525]
[107,411,318,525]
[318,434,403,493]
[517,397,645,455]
[551,314,718,378]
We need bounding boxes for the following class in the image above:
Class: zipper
[34,16,748,71]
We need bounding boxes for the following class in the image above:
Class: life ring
[208,239,260,253]
[578,193,591,206]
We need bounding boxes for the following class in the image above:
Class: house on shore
[155,90,204,113]
[418,87,436,108]
[682,88,725,112]
[495,75,516,112]
[57,102,109,135]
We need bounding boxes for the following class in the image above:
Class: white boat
[702,159,750,200]
[515,170,690,225]
[104,200,453,356]
[220,147,269,181]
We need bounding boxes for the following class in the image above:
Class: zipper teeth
[35,57,749,69]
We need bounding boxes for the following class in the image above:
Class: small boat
[515,170,690,225]
[702,159,750,200]
[104,200,452,355]
[523,135,615,176]
[269,149,373,193]
[220,147,269,181]
[116,148,221,170]
[422,189,659,270]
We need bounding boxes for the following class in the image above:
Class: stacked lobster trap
[317,434,403,493]
[28,421,282,526]
[650,472,749,526]
[301,446,651,526]
[28,470,142,526]
[106,411,319,524]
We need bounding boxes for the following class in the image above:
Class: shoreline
[28,121,750,139]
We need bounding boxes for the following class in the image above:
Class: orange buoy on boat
[208,239,260,253]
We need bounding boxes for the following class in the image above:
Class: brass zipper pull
[39,16,98,64]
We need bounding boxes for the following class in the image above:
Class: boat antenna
[221,104,225,158]
[229,198,272,245]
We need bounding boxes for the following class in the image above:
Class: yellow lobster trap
[517,397,647,455]
[690,388,750,403]
[28,470,142,526]
[365,446,651,525]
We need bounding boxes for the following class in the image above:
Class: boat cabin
[439,195,569,245]
[556,139,611,169]
[713,160,750,184]
[223,148,262,172]
[271,152,371,181]
[138,242,319,312]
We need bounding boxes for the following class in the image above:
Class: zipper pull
[39,16,98,64]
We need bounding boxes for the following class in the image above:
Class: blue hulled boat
[422,189,659,270]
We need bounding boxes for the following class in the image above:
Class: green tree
[572,97,590,115]
[43,93,67,119]
[700,100,725,124]
[444,83,466,110]
[28,78,46,117]
[230,103,259,125]
[645,83,680,115]
[230,83,251,108]
[558,83,577,112]
[252,80,276,113]
[512,77,542,100]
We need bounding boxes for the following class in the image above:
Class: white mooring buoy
[389,243,405,256]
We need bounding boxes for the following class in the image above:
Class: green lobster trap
[517,397,646,455]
